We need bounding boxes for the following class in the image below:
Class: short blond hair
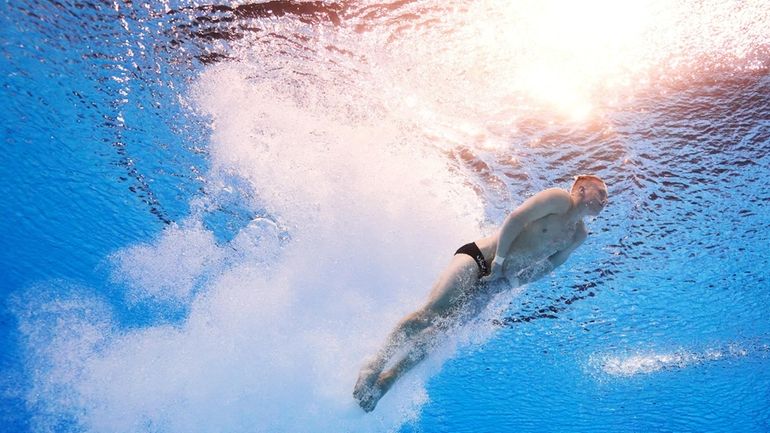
[571,174,607,193]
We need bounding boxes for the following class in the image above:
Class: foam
[11,285,114,431]
[16,55,486,432]
[591,345,750,377]
[111,220,224,305]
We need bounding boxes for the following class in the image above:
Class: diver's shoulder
[532,188,572,210]
[539,187,571,198]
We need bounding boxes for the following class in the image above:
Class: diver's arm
[547,221,587,268]
[488,189,572,280]
[513,222,587,285]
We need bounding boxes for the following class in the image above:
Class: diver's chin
[586,209,602,221]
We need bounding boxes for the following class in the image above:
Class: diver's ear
[579,185,586,196]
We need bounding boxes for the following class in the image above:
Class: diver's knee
[403,309,434,331]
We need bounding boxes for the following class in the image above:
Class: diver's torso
[477,211,579,275]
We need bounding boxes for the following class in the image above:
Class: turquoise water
[2,1,770,432]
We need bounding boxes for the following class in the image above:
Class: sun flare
[494,0,657,120]
[469,0,768,120]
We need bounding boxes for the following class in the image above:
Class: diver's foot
[353,363,379,403]
[357,382,383,413]
[357,370,396,413]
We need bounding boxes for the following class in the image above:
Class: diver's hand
[483,262,503,282]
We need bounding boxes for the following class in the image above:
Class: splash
[15,54,489,433]
[590,343,758,377]
[111,220,225,305]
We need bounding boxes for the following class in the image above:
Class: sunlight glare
[496,0,655,120]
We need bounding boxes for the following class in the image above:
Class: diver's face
[580,184,608,216]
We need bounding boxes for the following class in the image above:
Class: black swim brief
[454,242,490,277]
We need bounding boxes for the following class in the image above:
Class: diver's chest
[521,214,576,247]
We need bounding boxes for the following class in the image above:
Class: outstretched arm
[513,221,587,285]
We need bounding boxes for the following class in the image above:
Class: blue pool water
[2,1,769,432]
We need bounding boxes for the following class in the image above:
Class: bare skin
[353,176,609,412]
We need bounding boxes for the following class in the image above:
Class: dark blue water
[2,1,769,432]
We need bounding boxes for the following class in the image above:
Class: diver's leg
[358,324,442,412]
[353,308,434,401]
[354,255,479,408]
[378,326,439,396]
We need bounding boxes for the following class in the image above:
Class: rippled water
[2,1,769,432]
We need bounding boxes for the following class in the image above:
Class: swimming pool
[2,1,769,432]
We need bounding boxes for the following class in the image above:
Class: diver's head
[570,174,608,216]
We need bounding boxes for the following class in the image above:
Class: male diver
[353,175,608,412]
